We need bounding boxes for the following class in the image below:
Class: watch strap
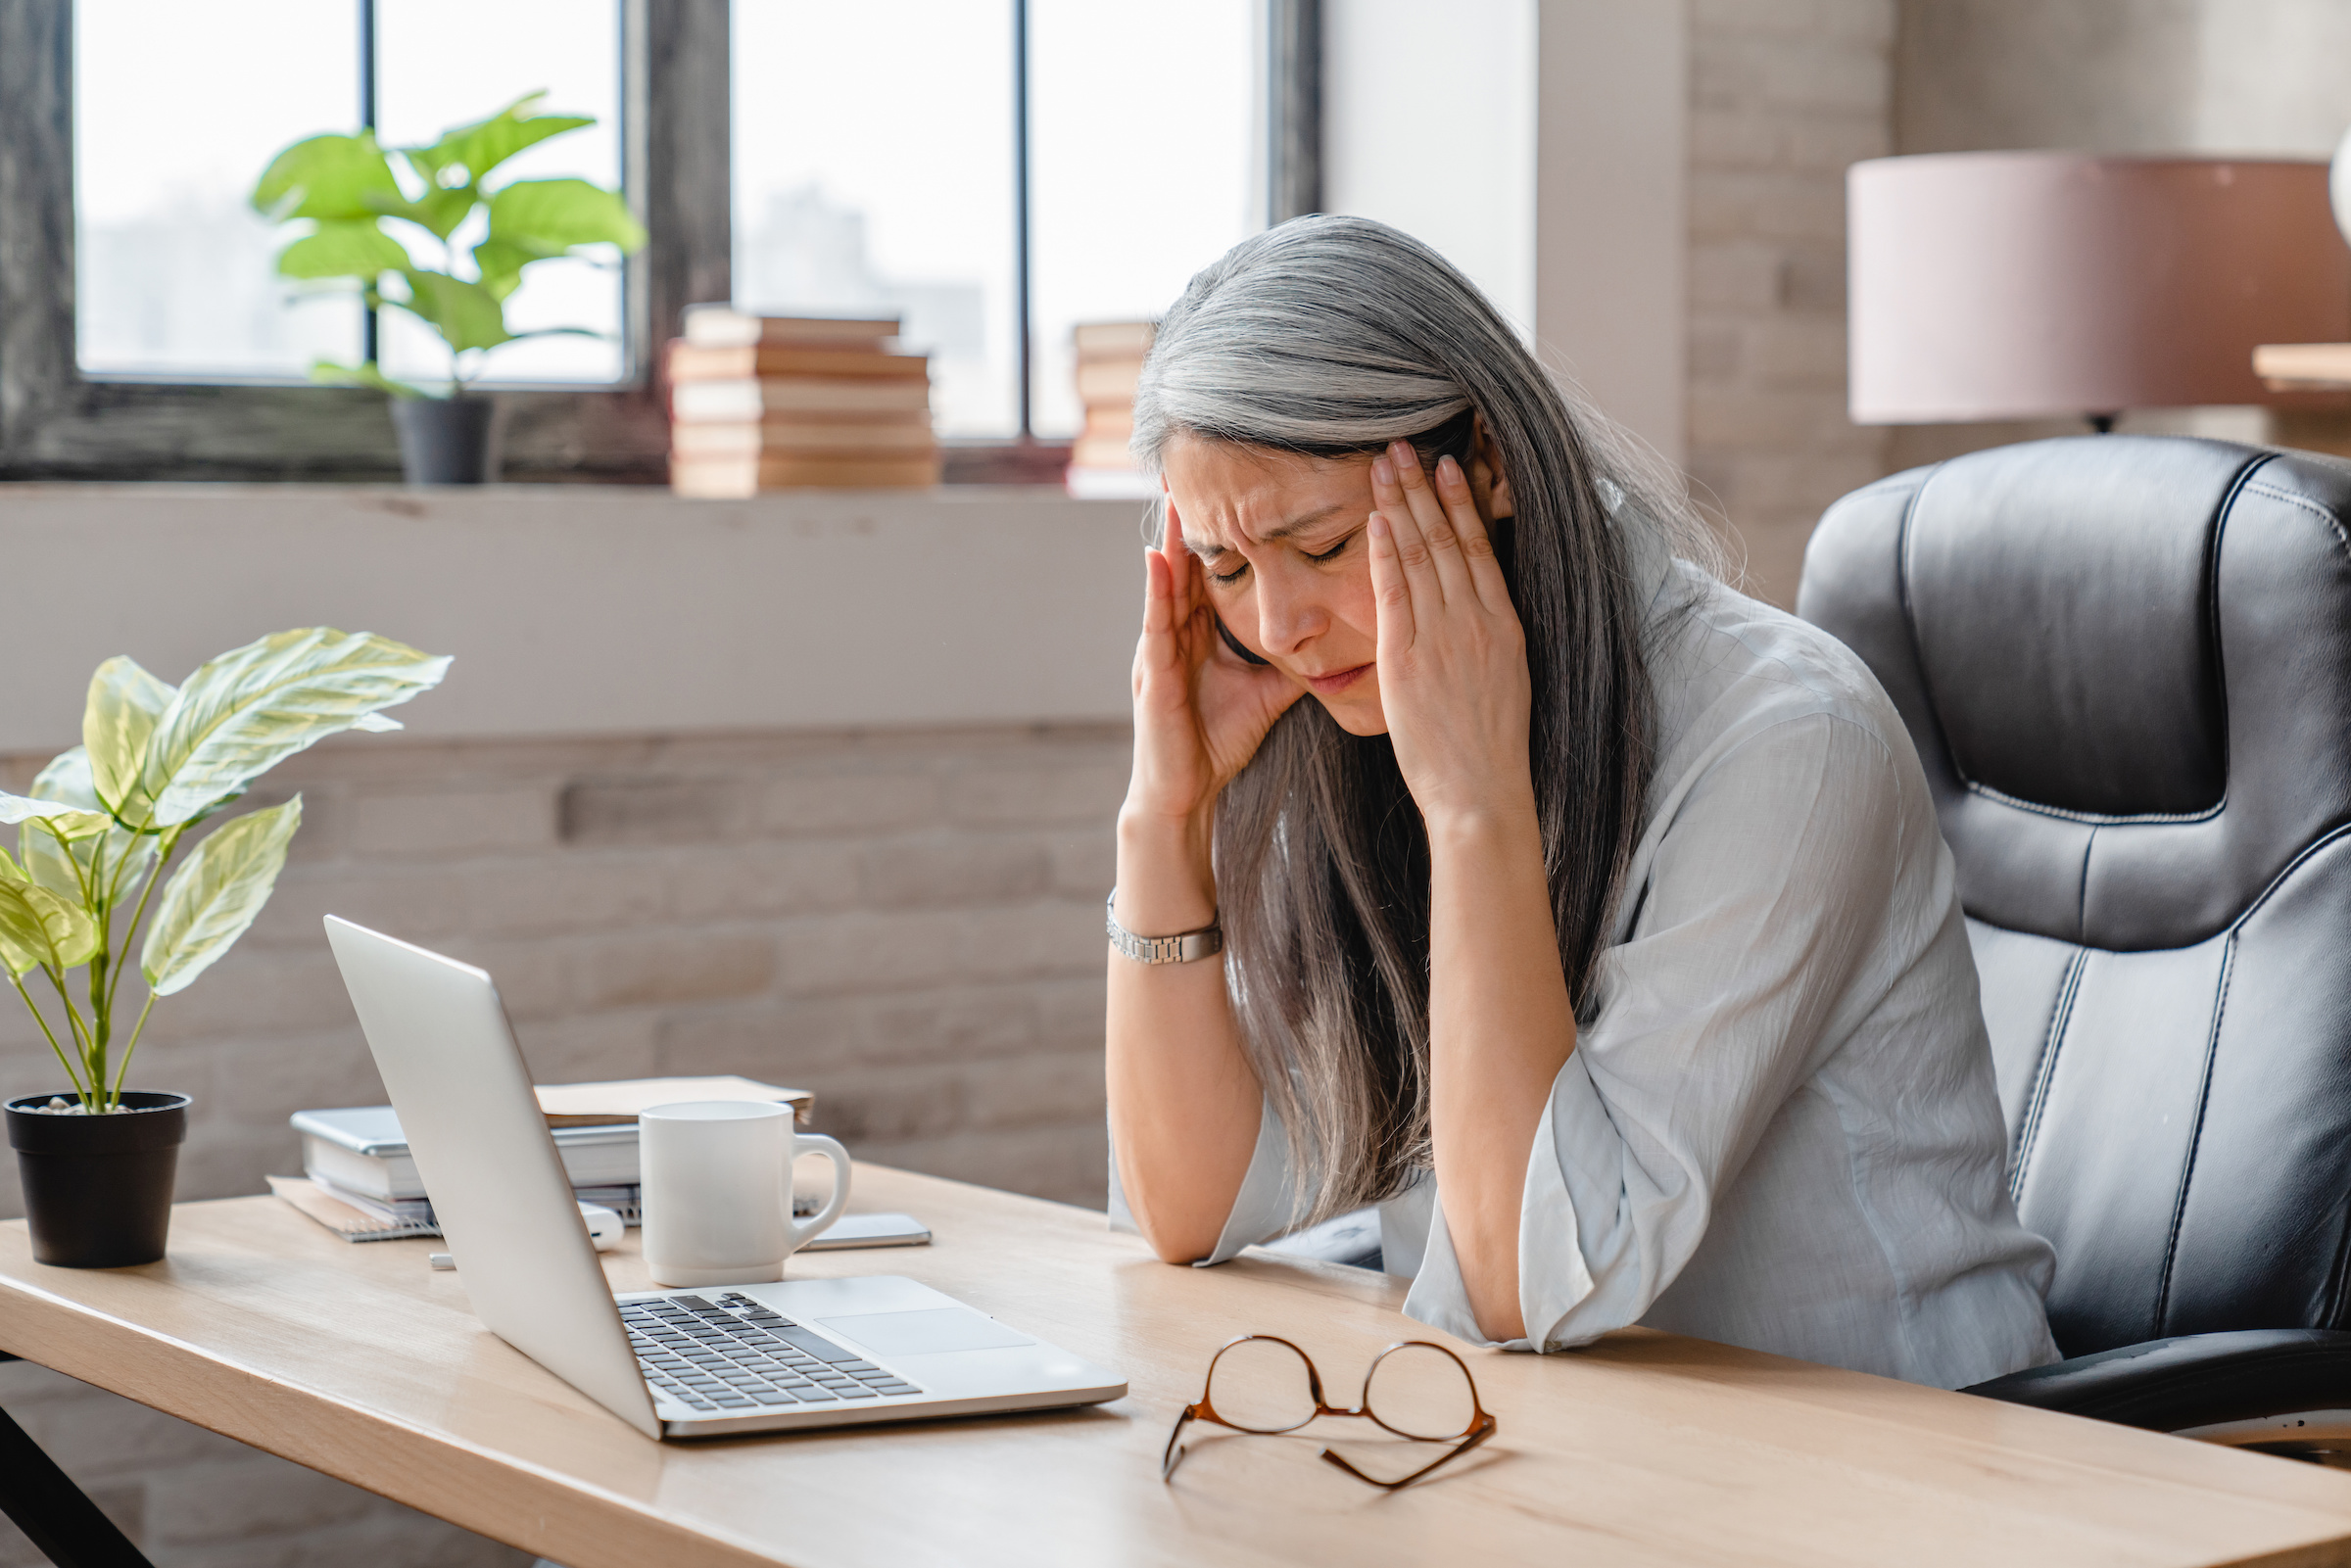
[1105,891,1223,965]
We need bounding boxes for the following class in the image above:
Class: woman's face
[1162,434,1390,736]
[1161,429,1512,738]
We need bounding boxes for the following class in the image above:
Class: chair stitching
[1962,780,2222,827]
[2153,933,2234,1338]
[2325,1188,2351,1329]
[1894,466,1968,787]
[2007,947,2085,1207]
[2076,823,2095,944]
[2242,481,2351,560]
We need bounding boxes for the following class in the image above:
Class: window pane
[375,0,624,388]
[1030,0,1261,438]
[733,0,1017,438]
[74,0,364,378]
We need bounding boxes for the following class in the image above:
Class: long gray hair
[1132,214,1710,1224]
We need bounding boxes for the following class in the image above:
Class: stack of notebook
[276,1076,812,1242]
[666,307,939,497]
[1065,320,1157,499]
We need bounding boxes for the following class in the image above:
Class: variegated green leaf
[141,629,451,828]
[0,878,100,976]
[21,816,157,913]
[0,790,111,838]
[83,656,177,820]
[140,797,303,996]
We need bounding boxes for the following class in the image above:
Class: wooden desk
[4,1166,2351,1568]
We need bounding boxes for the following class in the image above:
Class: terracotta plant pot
[389,395,504,484]
[5,1091,190,1266]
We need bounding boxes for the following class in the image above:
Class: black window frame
[0,0,1317,485]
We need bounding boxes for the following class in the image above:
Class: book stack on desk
[666,307,938,498]
[278,1076,813,1242]
[1065,320,1156,499]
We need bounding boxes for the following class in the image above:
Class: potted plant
[250,92,647,484]
[2,629,449,1266]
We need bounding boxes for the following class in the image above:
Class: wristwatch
[1105,891,1223,965]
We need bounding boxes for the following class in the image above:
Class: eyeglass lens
[1204,1337,1319,1432]
[1363,1342,1479,1441]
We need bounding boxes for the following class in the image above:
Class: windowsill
[0,483,1142,753]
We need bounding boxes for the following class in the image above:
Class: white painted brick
[573,930,777,1010]
[854,983,1051,1063]
[346,784,557,859]
[851,1121,1110,1207]
[424,935,575,1021]
[453,856,669,939]
[559,776,752,845]
[1043,827,1116,897]
[657,999,870,1081]
[962,1047,1109,1132]
[760,772,940,835]
[777,901,1102,996]
[246,862,472,949]
[664,840,865,922]
[1692,0,1819,36]
[859,834,1051,907]
[943,761,1128,828]
[513,1009,662,1085]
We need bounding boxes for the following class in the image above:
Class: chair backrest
[1798,435,2351,1356]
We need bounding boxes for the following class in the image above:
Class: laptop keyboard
[622,1292,926,1412]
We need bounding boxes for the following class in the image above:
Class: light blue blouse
[1112,526,2060,1390]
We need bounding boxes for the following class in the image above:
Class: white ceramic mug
[639,1101,852,1287]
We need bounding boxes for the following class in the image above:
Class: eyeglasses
[1161,1334,1497,1490]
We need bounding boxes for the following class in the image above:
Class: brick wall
[1685,0,1898,607]
[0,721,1126,1567]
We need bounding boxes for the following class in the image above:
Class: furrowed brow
[1258,502,1351,542]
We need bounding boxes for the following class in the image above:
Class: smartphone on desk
[802,1212,932,1251]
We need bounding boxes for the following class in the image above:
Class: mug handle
[788,1133,853,1249]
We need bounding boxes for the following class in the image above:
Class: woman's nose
[1253,572,1325,656]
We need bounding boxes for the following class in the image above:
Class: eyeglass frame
[1160,1334,1498,1490]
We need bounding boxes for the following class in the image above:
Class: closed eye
[1209,560,1249,586]
[1304,534,1354,563]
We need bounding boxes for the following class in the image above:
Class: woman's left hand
[1367,441,1536,831]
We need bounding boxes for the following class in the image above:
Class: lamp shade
[1848,153,2351,424]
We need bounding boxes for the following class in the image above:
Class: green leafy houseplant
[0,629,450,1113]
[250,92,646,399]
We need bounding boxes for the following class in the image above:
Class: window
[0,0,1314,480]
[372,0,626,387]
[732,0,1263,443]
[74,0,626,389]
[74,0,363,379]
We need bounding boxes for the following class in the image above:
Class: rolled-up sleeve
[1406,710,1909,1351]
[1108,1094,1310,1264]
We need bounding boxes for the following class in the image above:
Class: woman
[1104,215,2056,1388]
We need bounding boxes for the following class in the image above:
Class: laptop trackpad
[817,1307,1035,1355]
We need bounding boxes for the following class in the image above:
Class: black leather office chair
[1798,435,2351,1463]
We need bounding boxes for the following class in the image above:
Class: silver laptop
[322,915,1126,1440]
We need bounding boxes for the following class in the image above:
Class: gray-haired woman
[1104,215,2057,1387]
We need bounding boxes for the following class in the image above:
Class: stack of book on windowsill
[271,1076,813,1242]
[1066,319,1157,499]
[666,307,938,497]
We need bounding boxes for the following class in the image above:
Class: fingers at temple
[1433,454,1509,610]
[1367,510,1415,651]
[1385,441,1471,602]
[1141,547,1177,645]
[1370,454,1442,606]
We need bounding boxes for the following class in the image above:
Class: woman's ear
[1466,413,1514,520]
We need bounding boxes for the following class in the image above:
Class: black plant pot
[6,1091,189,1267]
[390,395,504,484]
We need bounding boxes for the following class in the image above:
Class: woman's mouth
[1306,663,1372,696]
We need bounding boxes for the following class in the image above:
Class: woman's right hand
[1126,499,1305,832]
